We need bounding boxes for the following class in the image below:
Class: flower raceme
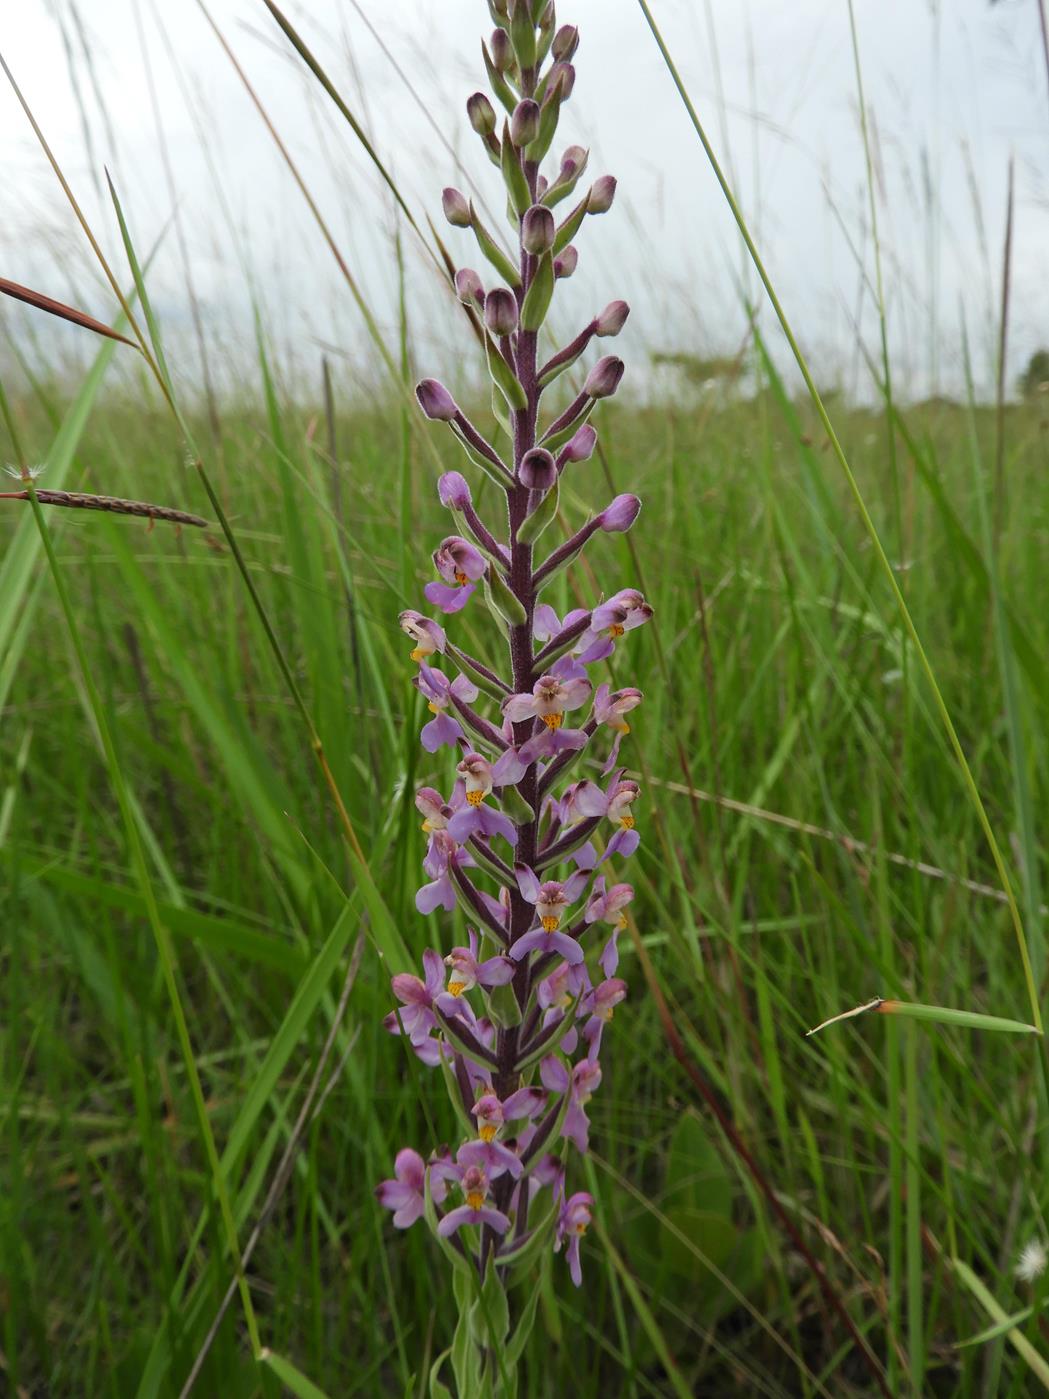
[374,2,652,1367]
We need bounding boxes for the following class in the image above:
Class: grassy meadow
[3,4,1049,1397]
[2,367,1048,1396]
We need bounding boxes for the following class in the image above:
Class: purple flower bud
[467,91,497,136]
[484,287,519,337]
[510,99,540,147]
[560,145,587,179]
[551,23,579,61]
[595,300,630,338]
[584,356,625,399]
[416,379,459,421]
[536,174,549,198]
[554,245,578,279]
[454,267,485,306]
[438,472,472,510]
[442,187,472,228]
[563,423,597,462]
[519,447,558,490]
[491,28,513,72]
[521,204,556,255]
[549,62,576,102]
[600,494,641,532]
[587,176,617,215]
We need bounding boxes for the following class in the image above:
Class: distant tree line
[1020,349,1049,399]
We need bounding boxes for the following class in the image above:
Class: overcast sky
[1,0,1047,401]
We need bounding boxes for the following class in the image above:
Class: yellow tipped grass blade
[258,1350,333,1399]
[807,998,1041,1038]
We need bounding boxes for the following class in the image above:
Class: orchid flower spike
[379,0,652,1355]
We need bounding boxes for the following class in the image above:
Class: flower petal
[477,954,515,987]
[606,827,640,859]
[549,931,585,965]
[573,781,608,818]
[516,864,541,903]
[502,1087,546,1119]
[429,580,475,614]
[563,869,590,904]
[559,678,592,711]
[503,693,540,722]
[478,806,518,847]
[540,1054,570,1093]
[509,928,548,961]
[420,713,463,753]
[491,747,527,786]
[450,672,480,702]
[416,876,455,915]
[447,809,481,844]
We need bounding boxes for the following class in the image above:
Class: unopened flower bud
[563,423,597,462]
[553,245,578,279]
[510,98,540,147]
[455,267,485,306]
[438,471,472,509]
[560,145,587,179]
[442,187,472,228]
[551,23,579,61]
[587,176,617,214]
[467,91,497,137]
[546,62,575,102]
[489,0,510,21]
[584,356,624,399]
[600,494,641,532]
[521,204,555,255]
[519,447,558,489]
[595,300,630,337]
[485,287,519,337]
[491,28,513,71]
[416,379,459,421]
[536,174,549,199]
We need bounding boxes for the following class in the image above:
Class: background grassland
[2,338,1048,1394]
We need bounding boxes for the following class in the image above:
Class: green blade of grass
[807,998,1041,1037]
[19,471,261,1357]
[259,1348,333,1399]
[635,0,1042,1048]
[953,1259,1049,1390]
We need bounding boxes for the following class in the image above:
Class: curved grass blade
[258,1350,333,1399]
[953,1259,1049,1390]
[806,999,1041,1038]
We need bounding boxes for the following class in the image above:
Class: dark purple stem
[533,612,592,667]
[467,835,516,884]
[452,411,514,481]
[537,320,596,383]
[450,692,510,749]
[451,864,508,944]
[537,716,598,797]
[534,814,602,870]
[533,518,603,588]
[539,389,588,444]
[462,502,510,563]
[445,644,512,695]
